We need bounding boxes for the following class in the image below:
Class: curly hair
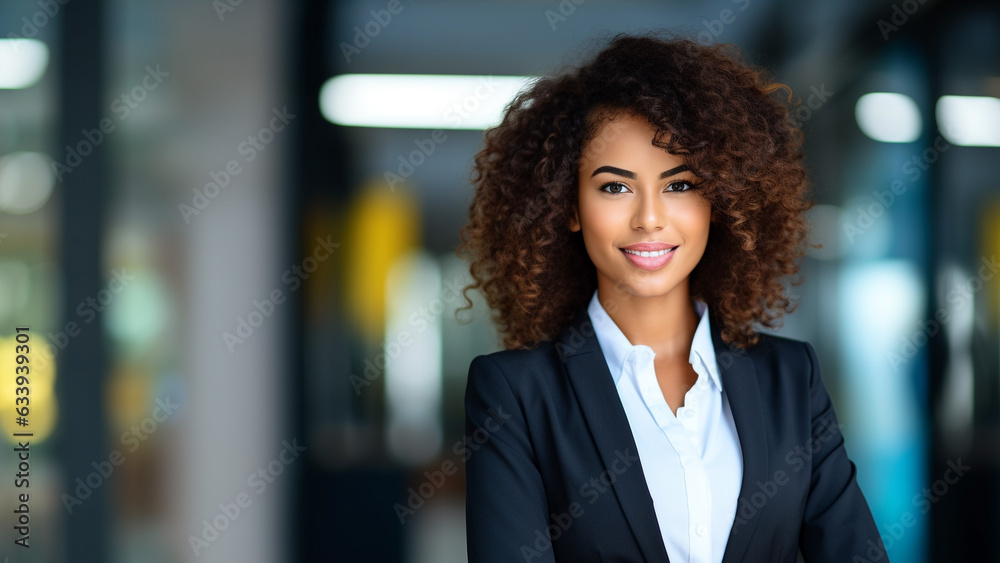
[455,30,816,350]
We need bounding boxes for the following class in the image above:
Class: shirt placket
[630,347,713,563]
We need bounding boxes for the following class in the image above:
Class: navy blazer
[464,300,887,563]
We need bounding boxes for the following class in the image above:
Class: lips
[620,242,679,252]
[619,244,678,271]
[621,246,678,257]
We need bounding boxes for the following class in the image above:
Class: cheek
[578,199,619,238]
[673,200,712,237]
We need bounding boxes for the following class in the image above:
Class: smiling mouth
[621,246,678,257]
[619,246,679,271]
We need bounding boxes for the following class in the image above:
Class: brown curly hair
[455,30,816,350]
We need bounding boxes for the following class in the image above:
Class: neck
[596,279,698,360]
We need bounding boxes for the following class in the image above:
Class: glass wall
[0,0,997,561]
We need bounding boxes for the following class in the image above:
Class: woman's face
[570,112,712,301]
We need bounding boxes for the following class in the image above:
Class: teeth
[624,247,675,257]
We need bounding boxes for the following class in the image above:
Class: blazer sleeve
[464,355,556,563]
[798,341,889,562]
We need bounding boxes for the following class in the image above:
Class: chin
[608,274,685,299]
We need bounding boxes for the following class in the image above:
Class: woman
[455,32,886,563]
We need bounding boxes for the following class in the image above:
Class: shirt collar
[587,288,723,392]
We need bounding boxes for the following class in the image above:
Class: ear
[568,206,581,232]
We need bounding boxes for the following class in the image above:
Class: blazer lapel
[556,302,770,563]
[709,310,769,563]
[557,303,671,562]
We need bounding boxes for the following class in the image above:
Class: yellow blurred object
[344,178,421,343]
[106,368,153,432]
[0,334,58,443]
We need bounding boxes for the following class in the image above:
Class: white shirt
[587,289,743,563]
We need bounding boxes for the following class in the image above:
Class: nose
[630,188,666,231]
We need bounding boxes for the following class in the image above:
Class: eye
[665,180,697,192]
[599,181,631,195]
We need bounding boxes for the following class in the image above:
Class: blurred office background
[0,0,997,561]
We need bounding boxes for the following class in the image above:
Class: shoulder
[467,342,565,392]
[740,332,821,399]
[467,341,566,403]
[736,331,820,391]
[736,332,833,436]
[740,330,815,367]
[464,343,569,433]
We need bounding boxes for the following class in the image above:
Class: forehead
[579,112,684,171]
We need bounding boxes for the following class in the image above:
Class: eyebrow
[590,164,690,179]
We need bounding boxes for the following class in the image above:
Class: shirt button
[683,409,695,419]
[696,525,708,537]
[681,456,695,467]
